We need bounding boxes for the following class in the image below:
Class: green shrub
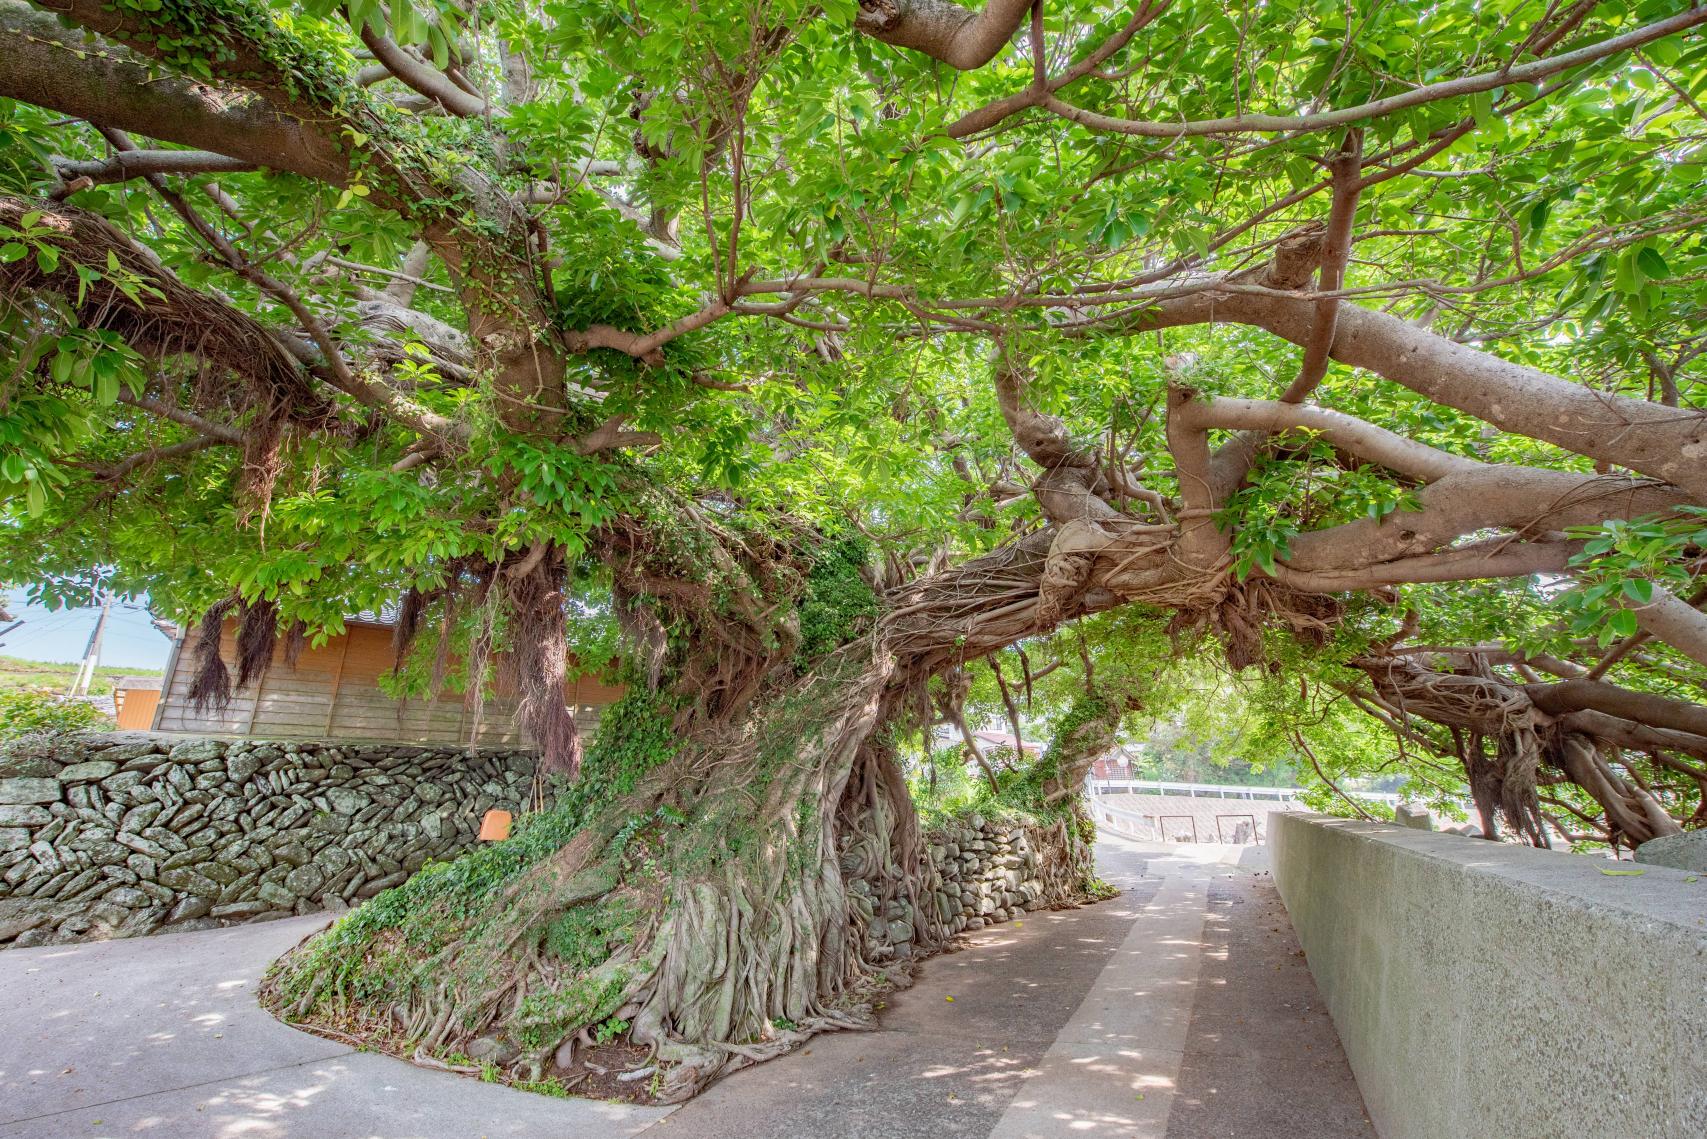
[0,688,112,741]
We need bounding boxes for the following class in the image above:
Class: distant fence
[1090,788,1302,844]
[1089,777,1401,807]
[1273,814,1706,1138]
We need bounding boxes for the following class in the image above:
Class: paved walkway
[0,836,1370,1138]
[0,916,670,1138]
[669,836,1372,1139]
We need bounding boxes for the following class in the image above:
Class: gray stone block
[0,777,61,805]
[103,885,152,908]
[1393,804,1433,830]
[0,804,51,827]
[1633,830,1707,872]
[256,881,297,908]
[168,739,226,763]
[57,760,119,783]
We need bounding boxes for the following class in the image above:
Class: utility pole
[67,589,112,697]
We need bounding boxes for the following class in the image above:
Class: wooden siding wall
[154,622,623,746]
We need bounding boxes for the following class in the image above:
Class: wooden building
[112,676,162,730]
[151,616,622,746]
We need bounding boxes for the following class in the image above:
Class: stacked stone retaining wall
[847,813,1093,963]
[0,732,539,949]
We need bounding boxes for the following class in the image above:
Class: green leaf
[1621,579,1654,605]
[1599,867,1645,877]
[1635,246,1670,281]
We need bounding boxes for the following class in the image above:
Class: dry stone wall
[847,813,1095,963]
[0,732,539,949]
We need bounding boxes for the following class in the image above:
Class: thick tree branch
[1271,540,1582,592]
[1181,397,1479,483]
[1625,585,1707,670]
[1129,282,1707,503]
[1526,678,1707,740]
[1164,384,1229,573]
[0,1,348,185]
[854,0,1035,70]
[1286,468,1684,572]
[358,25,485,117]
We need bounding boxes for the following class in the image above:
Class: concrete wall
[1273,813,1707,1139]
[1,732,541,949]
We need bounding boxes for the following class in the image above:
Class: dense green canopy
[2,0,1705,841]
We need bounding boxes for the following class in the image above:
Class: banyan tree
[2,0,1704,1101]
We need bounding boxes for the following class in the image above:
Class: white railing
[1088,777,1402,807]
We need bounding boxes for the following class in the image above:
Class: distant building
[971,729,1045,756]
[151,614,621,746]
[1090,745,1141,780]
[112,675,163,730]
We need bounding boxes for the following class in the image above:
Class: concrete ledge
[1272,813,1707,1139]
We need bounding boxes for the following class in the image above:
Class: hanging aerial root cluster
[184,595,283,711]
[1353,654,1689,847]
[0,196,333,424]
[1165,579,1344,672]
[604,504,819,722]
[1356,655,1552,843]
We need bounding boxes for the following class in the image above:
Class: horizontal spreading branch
[1526,678,1707,740]
[1270,541,1583,592]
[1180,397,1478,483]
[1286,467,1685,573]
[1624,586,1707,671]
[1125,276,1707,504]
[0,1,348,186]
[1037,8,1706,138]
[52,149,258,189]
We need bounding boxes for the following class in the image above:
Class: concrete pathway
[666,834,1373,1139]
[0,916,671,1138]
[0,835,1370,1138]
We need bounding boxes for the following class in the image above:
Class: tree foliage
[2,0,1706,1096]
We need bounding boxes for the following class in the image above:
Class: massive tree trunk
[263,633,1099,1101]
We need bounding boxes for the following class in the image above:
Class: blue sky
[0,593,175,670]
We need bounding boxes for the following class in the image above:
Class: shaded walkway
[0,836,1370,1137]
[667,835,1372,1138]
